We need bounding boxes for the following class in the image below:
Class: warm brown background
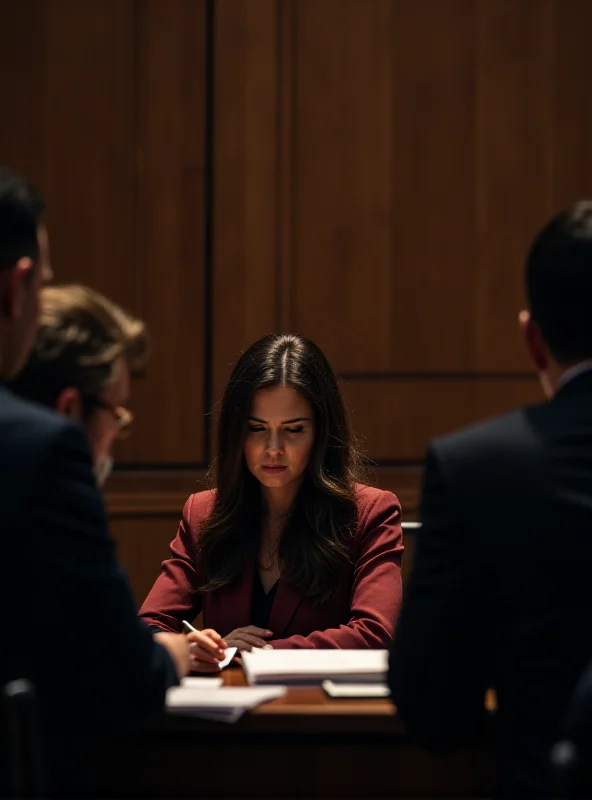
[2,0,591,604]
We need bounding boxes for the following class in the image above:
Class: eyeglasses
[86,397,134,438]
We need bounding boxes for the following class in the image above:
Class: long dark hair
[197,333,362,604]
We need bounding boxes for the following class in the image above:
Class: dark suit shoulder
[430,404,544,471]
[0,384,74,447]
[0,385,90,479]
[425,401,553,522]
[0,386,92,528]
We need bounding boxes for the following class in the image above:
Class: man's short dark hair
[0,166,46,270]
[526,201,592,364]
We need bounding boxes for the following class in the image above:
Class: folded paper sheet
[218,647,238,669]
[166,685,287,723]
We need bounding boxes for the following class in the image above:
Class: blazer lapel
[269,579,305,639]
[205,558,254,635]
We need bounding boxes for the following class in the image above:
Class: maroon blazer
[139,484,403,648]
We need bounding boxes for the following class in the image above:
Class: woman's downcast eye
[247,425,305,434]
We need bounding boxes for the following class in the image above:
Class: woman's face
[244,386,316,495]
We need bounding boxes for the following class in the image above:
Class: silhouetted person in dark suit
[0,167,190,796]
[390,202,592,797]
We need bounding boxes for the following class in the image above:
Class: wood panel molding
[105,465,422,519]
[368,466,422,520]
[105,469,207,515]
[104,464,422,604]
[343,376,542,461]
[107,489,192,518]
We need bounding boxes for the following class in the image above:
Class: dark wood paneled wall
[2,0,592,603]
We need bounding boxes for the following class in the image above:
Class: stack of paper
[242,649,389,686]
[166,683,286,723]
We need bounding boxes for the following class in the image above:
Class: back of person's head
[0,167,47,380]
[10,285,148,483]
[0,167,45,270]
[11,284,148,411]
[526,202,592,365]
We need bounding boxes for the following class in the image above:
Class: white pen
[182,619,198,634]
[181,620,201,652]
[182,619,228,660]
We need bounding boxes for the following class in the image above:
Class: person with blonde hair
[11,282,221,671]
[11,283,147,485]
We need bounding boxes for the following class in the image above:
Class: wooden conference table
[87,666,496,798]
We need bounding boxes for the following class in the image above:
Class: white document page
[166,685,286,723]
[322,680,391,698]
[242,649,389,685]
[217,647,238,669]
[181,677,223,689]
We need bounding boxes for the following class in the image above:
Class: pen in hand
[181,620,227,662]
[182,620,200,652]
[182,619,199,635]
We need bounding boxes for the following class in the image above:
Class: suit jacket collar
[211,563,253,634]
[557,360,592,391]
[554,366,592,402]
[269,579,306,638]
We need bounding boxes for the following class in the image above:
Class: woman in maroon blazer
[139,334,403,670]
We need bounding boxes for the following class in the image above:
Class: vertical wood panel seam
[46,0,56,215]
[474,0,484,371]
[288,0,298,332]
[277,0,296,333]
[204,0,215,463]
[132,0,141,317]
[547,0,556,216]
[389,0,396,370]
[470,0,479,372]
[275,0,283,332]
[41,0,50,196]
[289,0,297,333]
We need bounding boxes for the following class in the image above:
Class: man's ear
[0,257,34,320]
[55,387,83,422]
[518,309,548,372]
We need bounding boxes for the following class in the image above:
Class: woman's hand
[223,626,273,651]
[186,627,228,673]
